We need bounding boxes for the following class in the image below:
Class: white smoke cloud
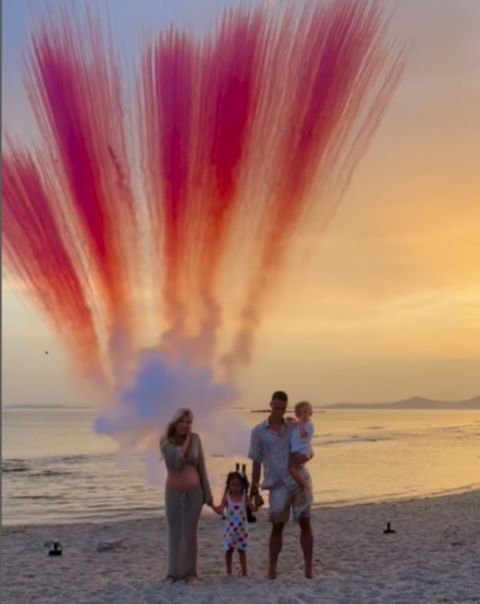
[94,345,252,486]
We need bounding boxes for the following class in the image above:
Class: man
[248,390,313,579]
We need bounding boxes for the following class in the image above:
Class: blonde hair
[294,400,312,416]
[160,407,194,453]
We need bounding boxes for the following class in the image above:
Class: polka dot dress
[223,494,249,551]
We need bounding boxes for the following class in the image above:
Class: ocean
[2,407,480,525]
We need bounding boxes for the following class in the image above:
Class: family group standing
[160,390,314,583]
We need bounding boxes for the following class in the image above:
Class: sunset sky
[3,0,479,408]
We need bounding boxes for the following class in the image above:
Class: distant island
[7,395,480,413]
[319,395,480,411]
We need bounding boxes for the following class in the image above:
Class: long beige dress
[162,433,213,581]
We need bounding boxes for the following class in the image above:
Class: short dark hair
[271,390,288,403]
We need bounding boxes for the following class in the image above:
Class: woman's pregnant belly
[166,464,200,490]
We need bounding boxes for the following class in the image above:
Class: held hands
[249,489,264,510]
[211,497,226,515]
[248,495,261,513]
[212,503,224,515]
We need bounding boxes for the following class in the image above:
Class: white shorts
[268,473,313,523]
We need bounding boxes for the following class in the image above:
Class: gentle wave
[2,465,30,473]
[320,436,392,447]
[2,458,32,472]
[3,452,115,469]
[12,494,68,500]
[30,469,78,478]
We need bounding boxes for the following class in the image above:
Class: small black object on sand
[383,521,396,534]
[48,541,63,555]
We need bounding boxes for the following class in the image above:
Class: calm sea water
[2,408,480,525]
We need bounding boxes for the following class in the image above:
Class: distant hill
[320,395,480,410]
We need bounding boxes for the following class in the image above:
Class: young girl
[214,471,256,577]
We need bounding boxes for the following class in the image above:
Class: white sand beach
[2,489,479,604]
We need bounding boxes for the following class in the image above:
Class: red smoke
[3,1,404,390]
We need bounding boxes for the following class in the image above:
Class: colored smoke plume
[3,1,404,451]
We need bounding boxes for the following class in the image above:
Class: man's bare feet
[186,576,200,586]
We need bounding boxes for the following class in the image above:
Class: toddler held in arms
[289,401,314,494]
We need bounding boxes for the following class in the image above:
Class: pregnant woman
[160,408,214,583]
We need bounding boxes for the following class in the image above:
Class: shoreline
[4,481,480,529]
[2,488,480,603]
